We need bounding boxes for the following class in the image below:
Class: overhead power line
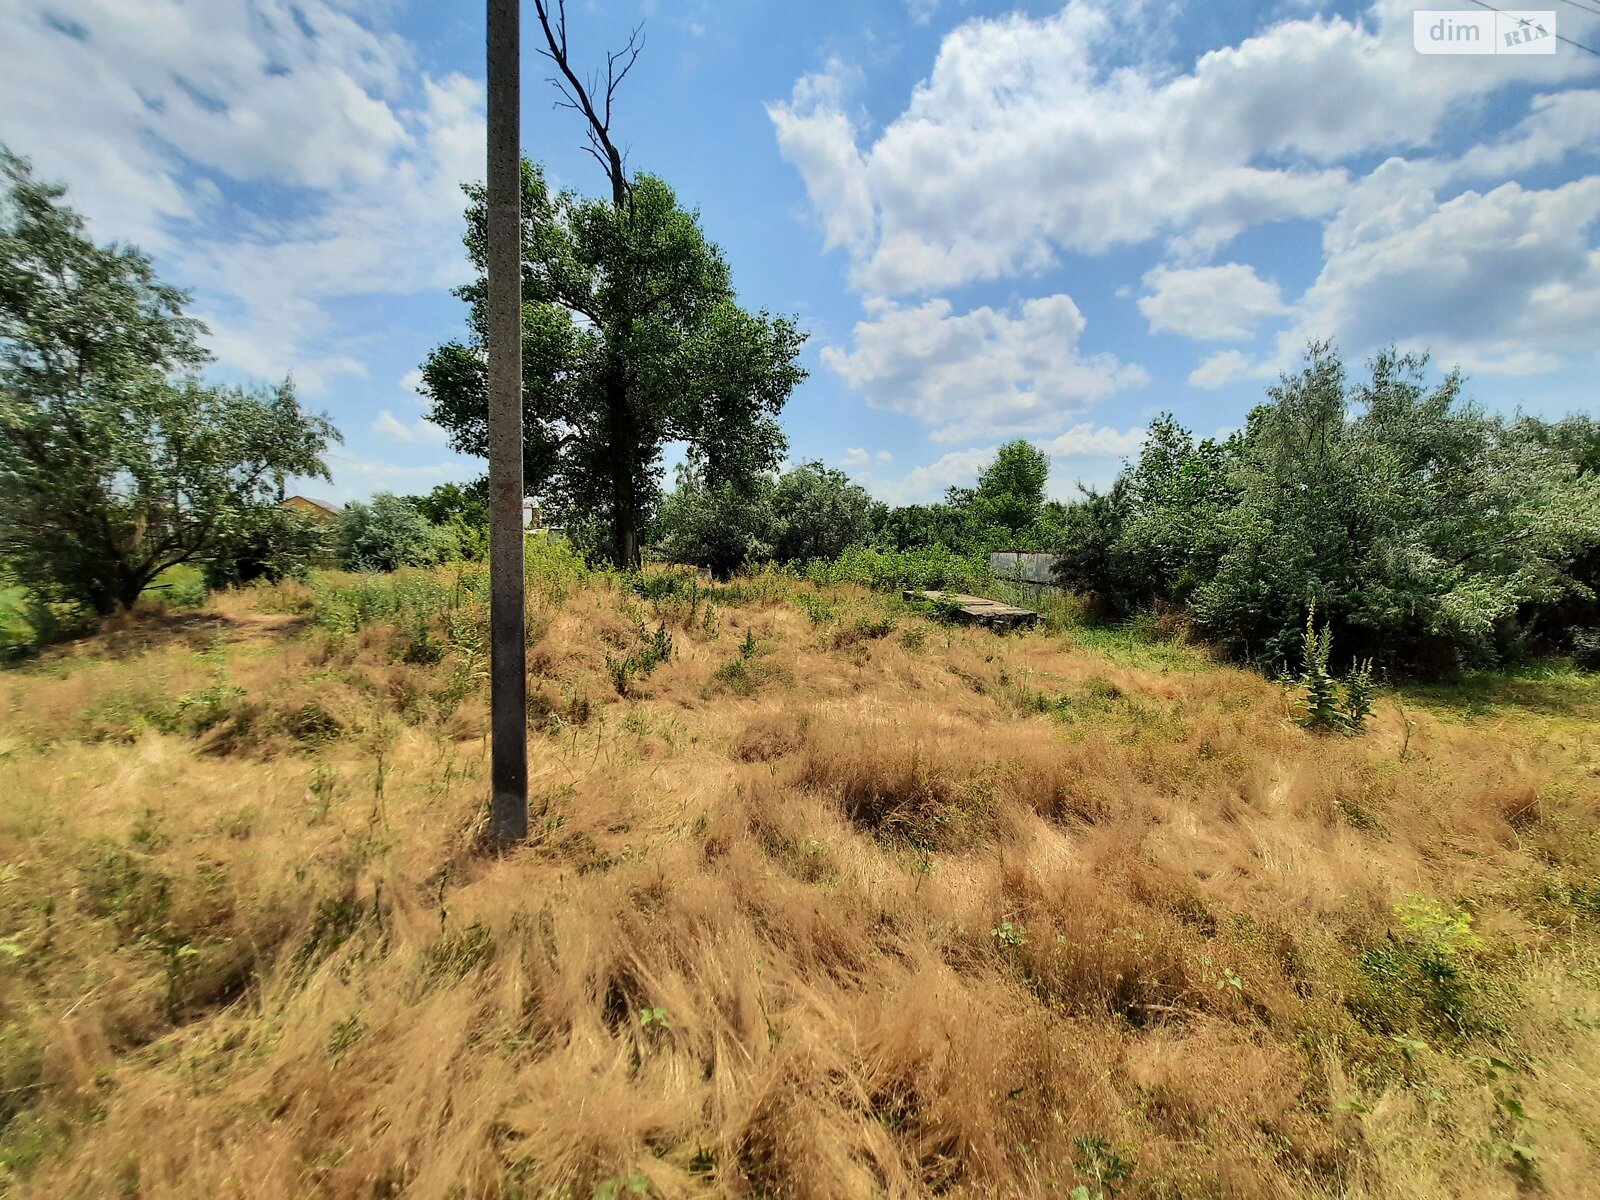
[1552,0,1600,24]
[1459,0,1600,57]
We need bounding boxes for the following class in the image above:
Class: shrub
[1054,345,1600,674]
[770,461,876,564]
[1573,627,1600,670]
[205,505,329,589]
[337,492,452,573]
[805,545,991,594]
[1294,608,1376,734]
[652,465,775,580]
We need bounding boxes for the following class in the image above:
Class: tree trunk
[108,565,151,615]
[606,374,641,571]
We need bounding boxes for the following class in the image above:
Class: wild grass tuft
[0,560,1596,1198]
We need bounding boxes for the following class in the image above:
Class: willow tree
[421,3,805,569]
[0,149,336,615]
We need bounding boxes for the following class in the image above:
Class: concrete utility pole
[485,0,528,845]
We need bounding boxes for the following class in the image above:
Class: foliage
[1573,628,1600,670]
[204,504,329,589]
[0,576,64,662]
[651,464,776,580]
[709,626,786,696]
[871,501,994,554]
[1070,1134,1135,1199]
[1512,413,1600,656]
[1354,897,1487,1038]
[1054,343,1600,674]
[972,439,1049,535]
[869,441,1068,557]
[337,492,452,573]
[421,162,806,569]
[651,460,877,577]
[404,479,488,528]
[1294,608,1374,733]
[805,545,992,594]
[770,461,877,564]
[0,150,338,615]
[307,567,488,636]
[1048,481,1134,619]
[402,480,490,563]
[1345,657,1375,728]
[605,622,673,696]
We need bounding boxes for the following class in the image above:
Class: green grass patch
[1400,663,1600,723]
[805,545,992,594]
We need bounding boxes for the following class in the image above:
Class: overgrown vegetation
[651,460,877,579]
[1,67,1596,1200]
[1052,344,1600,676]
[0,149,338,618]
[2,559,1597,1197]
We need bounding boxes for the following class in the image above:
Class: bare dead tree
[532,0,642,209]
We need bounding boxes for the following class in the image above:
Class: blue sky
[2,0,1597,504]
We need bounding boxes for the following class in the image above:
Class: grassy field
[0,585,31,652]
[0,566,209,662]
[1,551,1597,1198]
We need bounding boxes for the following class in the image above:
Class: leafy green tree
[1054,342,1600,672]
[406,480,488,528]
[1050,480,1139,619]
[1116,415,1235,605]
[338,492,448,573]
[1198,345,1599,667]
[421,164,806,570]
[1512,414,1600,654]
[872,502,992,555]
[870,442,1068,557]
[652,464,776,580]
[973,439,1050,536]
[204,504,329,589]
[771,461,877,564]
[0,149,337,615]
[403,479,490,561]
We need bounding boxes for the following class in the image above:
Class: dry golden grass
[2,563,1598,1199]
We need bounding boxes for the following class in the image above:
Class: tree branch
[531,0,640,210]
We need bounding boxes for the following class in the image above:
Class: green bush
[1573,628,1600,670]
[805,545,991,594]
[770,461,876,564]
[205,505,329,589]
[1054,344,1600,674]
[337,492,455,573]
[652,465,776,581]
[1294,608,1377,734]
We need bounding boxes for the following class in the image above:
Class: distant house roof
[283,495,342,519]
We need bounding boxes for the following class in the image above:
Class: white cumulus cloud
[372,409,450,444]
[822,294,1147,443]
[1138,264,1286,341]
[840,447,894,468]
[0,1,484,392]
[1043,424,1147,458]
[772,1,1595,296]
